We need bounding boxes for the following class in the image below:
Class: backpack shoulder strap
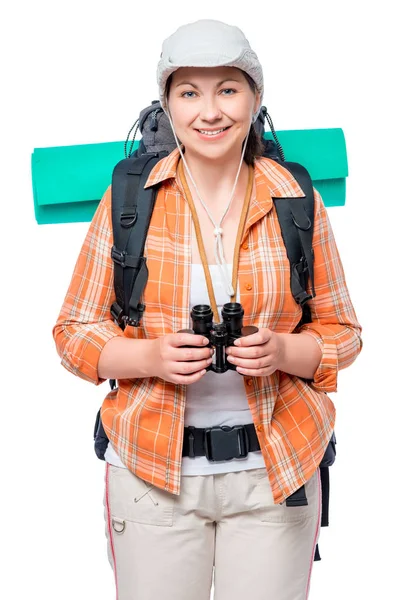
[272,161,316,317]
[110,151,166,328]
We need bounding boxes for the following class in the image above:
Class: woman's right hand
[150,333,213,384]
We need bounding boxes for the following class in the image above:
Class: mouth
[195,126,231,140]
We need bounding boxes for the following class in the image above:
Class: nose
[199,95,223,123]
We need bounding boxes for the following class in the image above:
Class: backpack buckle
[120,210,137,228]
[295,256,308,274]
[111,302,145,328]
[291,210,312,231]
[111,246,126,267]
[111,302,125,324]
[293,258,313,306]
[126,303,146,327]
[204,426,249,462]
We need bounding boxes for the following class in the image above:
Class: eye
[181,91,197,98]
[220,88,236,96]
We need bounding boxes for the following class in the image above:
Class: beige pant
[103,463,321,600]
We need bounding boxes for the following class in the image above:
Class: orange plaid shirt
[53,148,362,504]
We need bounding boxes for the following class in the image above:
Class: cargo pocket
[254,468,319,523]
[106,464,175,527]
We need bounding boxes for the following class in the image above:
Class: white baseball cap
[157,19,264,114]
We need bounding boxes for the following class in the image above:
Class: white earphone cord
[167,111,251,297]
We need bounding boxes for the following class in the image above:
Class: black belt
[182,423,309,509]
[182,424,260,462]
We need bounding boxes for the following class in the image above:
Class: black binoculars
[178,302,258,374]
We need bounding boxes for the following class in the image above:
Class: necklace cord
[178,160,254,322]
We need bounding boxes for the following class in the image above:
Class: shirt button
[245,377,253,386]
[257,424,263,432]
[245,283,252,291]
[242,242,249,250]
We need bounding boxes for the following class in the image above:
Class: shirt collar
[143,147,182,189]
[144,148,307,202]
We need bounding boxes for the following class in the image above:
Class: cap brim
[157,49,263,112]
[168,51,241,69]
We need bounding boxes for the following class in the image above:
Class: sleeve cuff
[300,326,338,392]
[60,323,123,385]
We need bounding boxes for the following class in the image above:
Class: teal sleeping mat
[31,128,348,224]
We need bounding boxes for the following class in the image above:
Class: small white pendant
[214,227,223,236]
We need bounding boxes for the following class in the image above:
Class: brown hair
[241,71,264,165]
[165,70,264,165]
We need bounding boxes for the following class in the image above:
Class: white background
[1,1,399,598]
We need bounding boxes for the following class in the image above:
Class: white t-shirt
[104,263,265,475]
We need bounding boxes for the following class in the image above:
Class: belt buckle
[204,425,249,462]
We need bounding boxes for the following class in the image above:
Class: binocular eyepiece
[179,302,258,374]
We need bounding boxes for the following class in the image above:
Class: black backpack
[93,102,336,559]
[110,102,316,329]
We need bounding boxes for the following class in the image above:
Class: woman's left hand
[225,328,285,377]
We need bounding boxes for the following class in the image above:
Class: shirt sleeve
[296,189,362,392]
[52,186,123,385]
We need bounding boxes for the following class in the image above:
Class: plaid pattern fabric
[53,148,362,503]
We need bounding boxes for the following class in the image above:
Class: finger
[172,369,208,385]
[174,347,214,362]
[236,366,276,377]
[227,355,271,370]
[233,329,272,347]
[171,333,210,348]
[175,357,213,375]
[227,344,269,359]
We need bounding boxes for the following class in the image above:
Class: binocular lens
[191,304,213,335]
[221,302,244,334]
[221,302,244,317]
[191,305,213,319]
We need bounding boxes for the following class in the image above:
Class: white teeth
[198,128,227,136]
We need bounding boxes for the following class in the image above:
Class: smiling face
[166,66,260,164]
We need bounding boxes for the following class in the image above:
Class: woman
[53,19,362,600]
